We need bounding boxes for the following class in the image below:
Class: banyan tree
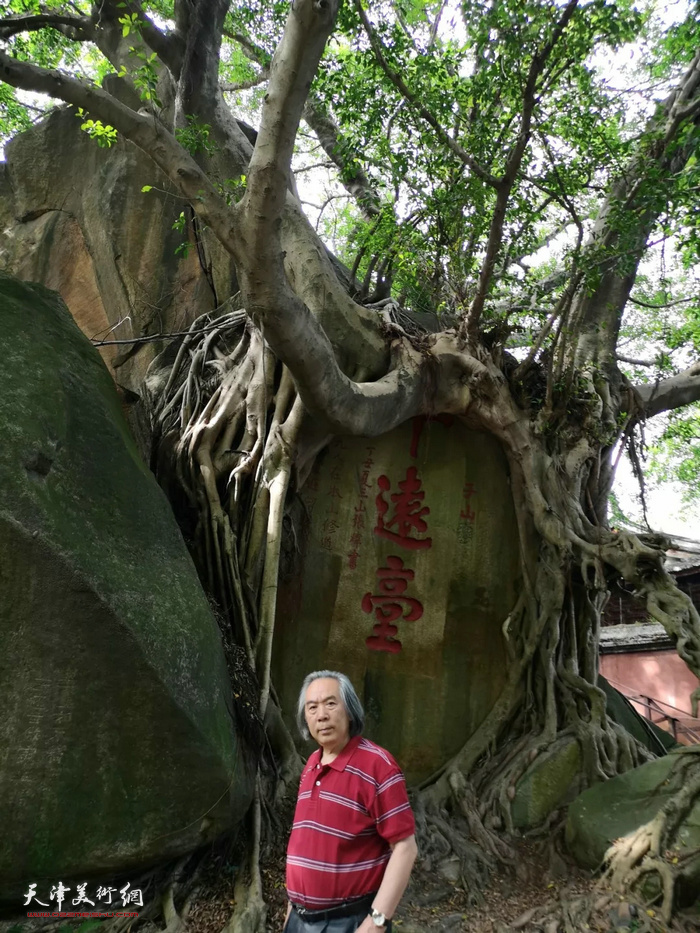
[1,0,700,927]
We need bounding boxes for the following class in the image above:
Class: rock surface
[0,274,253,901]
[273,416,520,783]
[566,750,700,876]
[512,737,583,830]
[0,105,236,450]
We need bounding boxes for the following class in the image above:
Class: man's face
[304,677,351,753]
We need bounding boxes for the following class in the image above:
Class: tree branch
[302,92,382,217]
[90,0,181,107]
[222,69,269,92]
[174,0,253,176]
[628,295,695,310]
[238,0,341,249]
[353,0,499,187]
[225,29,272,67]
[177,0,229,116]
[570,49,700,370]
[0,3,483,438]
[136,10,185,77]
[635,363,700,418]
[0,12,93,41]
[93,0,185,77]
[617,354,655,367]
[462,0,580,338]
[223,24,381,219]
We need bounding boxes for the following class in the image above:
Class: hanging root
[413,796,498,905]
[87,854,205,933]
[148,312,308,933]
[222,777,267,933]
[502,883,700,932]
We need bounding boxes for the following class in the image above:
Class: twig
[91,312,246,346]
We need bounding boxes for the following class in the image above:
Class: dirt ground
[185,838,700,933]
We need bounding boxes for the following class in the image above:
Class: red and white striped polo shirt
[286,735,415,908]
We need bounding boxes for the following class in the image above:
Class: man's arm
[357,834,418,931]
[283,901,291,930]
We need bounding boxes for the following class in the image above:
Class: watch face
[371,910,386,926]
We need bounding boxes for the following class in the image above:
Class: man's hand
[355,916,384,933]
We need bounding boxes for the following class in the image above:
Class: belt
[292,892,376,922]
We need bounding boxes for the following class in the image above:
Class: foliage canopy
[1,0,698,519]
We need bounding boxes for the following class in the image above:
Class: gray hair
[296,670,365,741]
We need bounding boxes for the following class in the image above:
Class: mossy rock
[0,274,254,900]
[512,737,583,830]
[566,751,700,882]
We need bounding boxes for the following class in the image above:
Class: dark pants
[283,907,392,933]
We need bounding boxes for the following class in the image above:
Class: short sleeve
[369,767,415,845]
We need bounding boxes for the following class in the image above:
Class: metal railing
[605,676,700,745]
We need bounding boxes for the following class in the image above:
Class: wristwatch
[369,908,387,928]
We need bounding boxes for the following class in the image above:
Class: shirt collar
[315,734,362,771]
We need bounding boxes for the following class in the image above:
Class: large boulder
[0,274,254,901]
[273,416,521,783]
[566,751,700,883]
[0,104,236,414]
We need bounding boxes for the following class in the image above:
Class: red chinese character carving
[460,482,476,523]
[323,518,340,534]
[348,550,360,570]
[374,467,432,550]
[352,512,366,534]
[362,556,423,653]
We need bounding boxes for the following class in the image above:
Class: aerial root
[449,770,515,862]
[221,875,266,933]
[161,882,188,933]
[222,779,267,933]
[501,884,700,932]
[413,797,496,905]
[148,313,305,933]
[602,753,700,924]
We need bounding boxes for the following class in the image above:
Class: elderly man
[284,670,417,932]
